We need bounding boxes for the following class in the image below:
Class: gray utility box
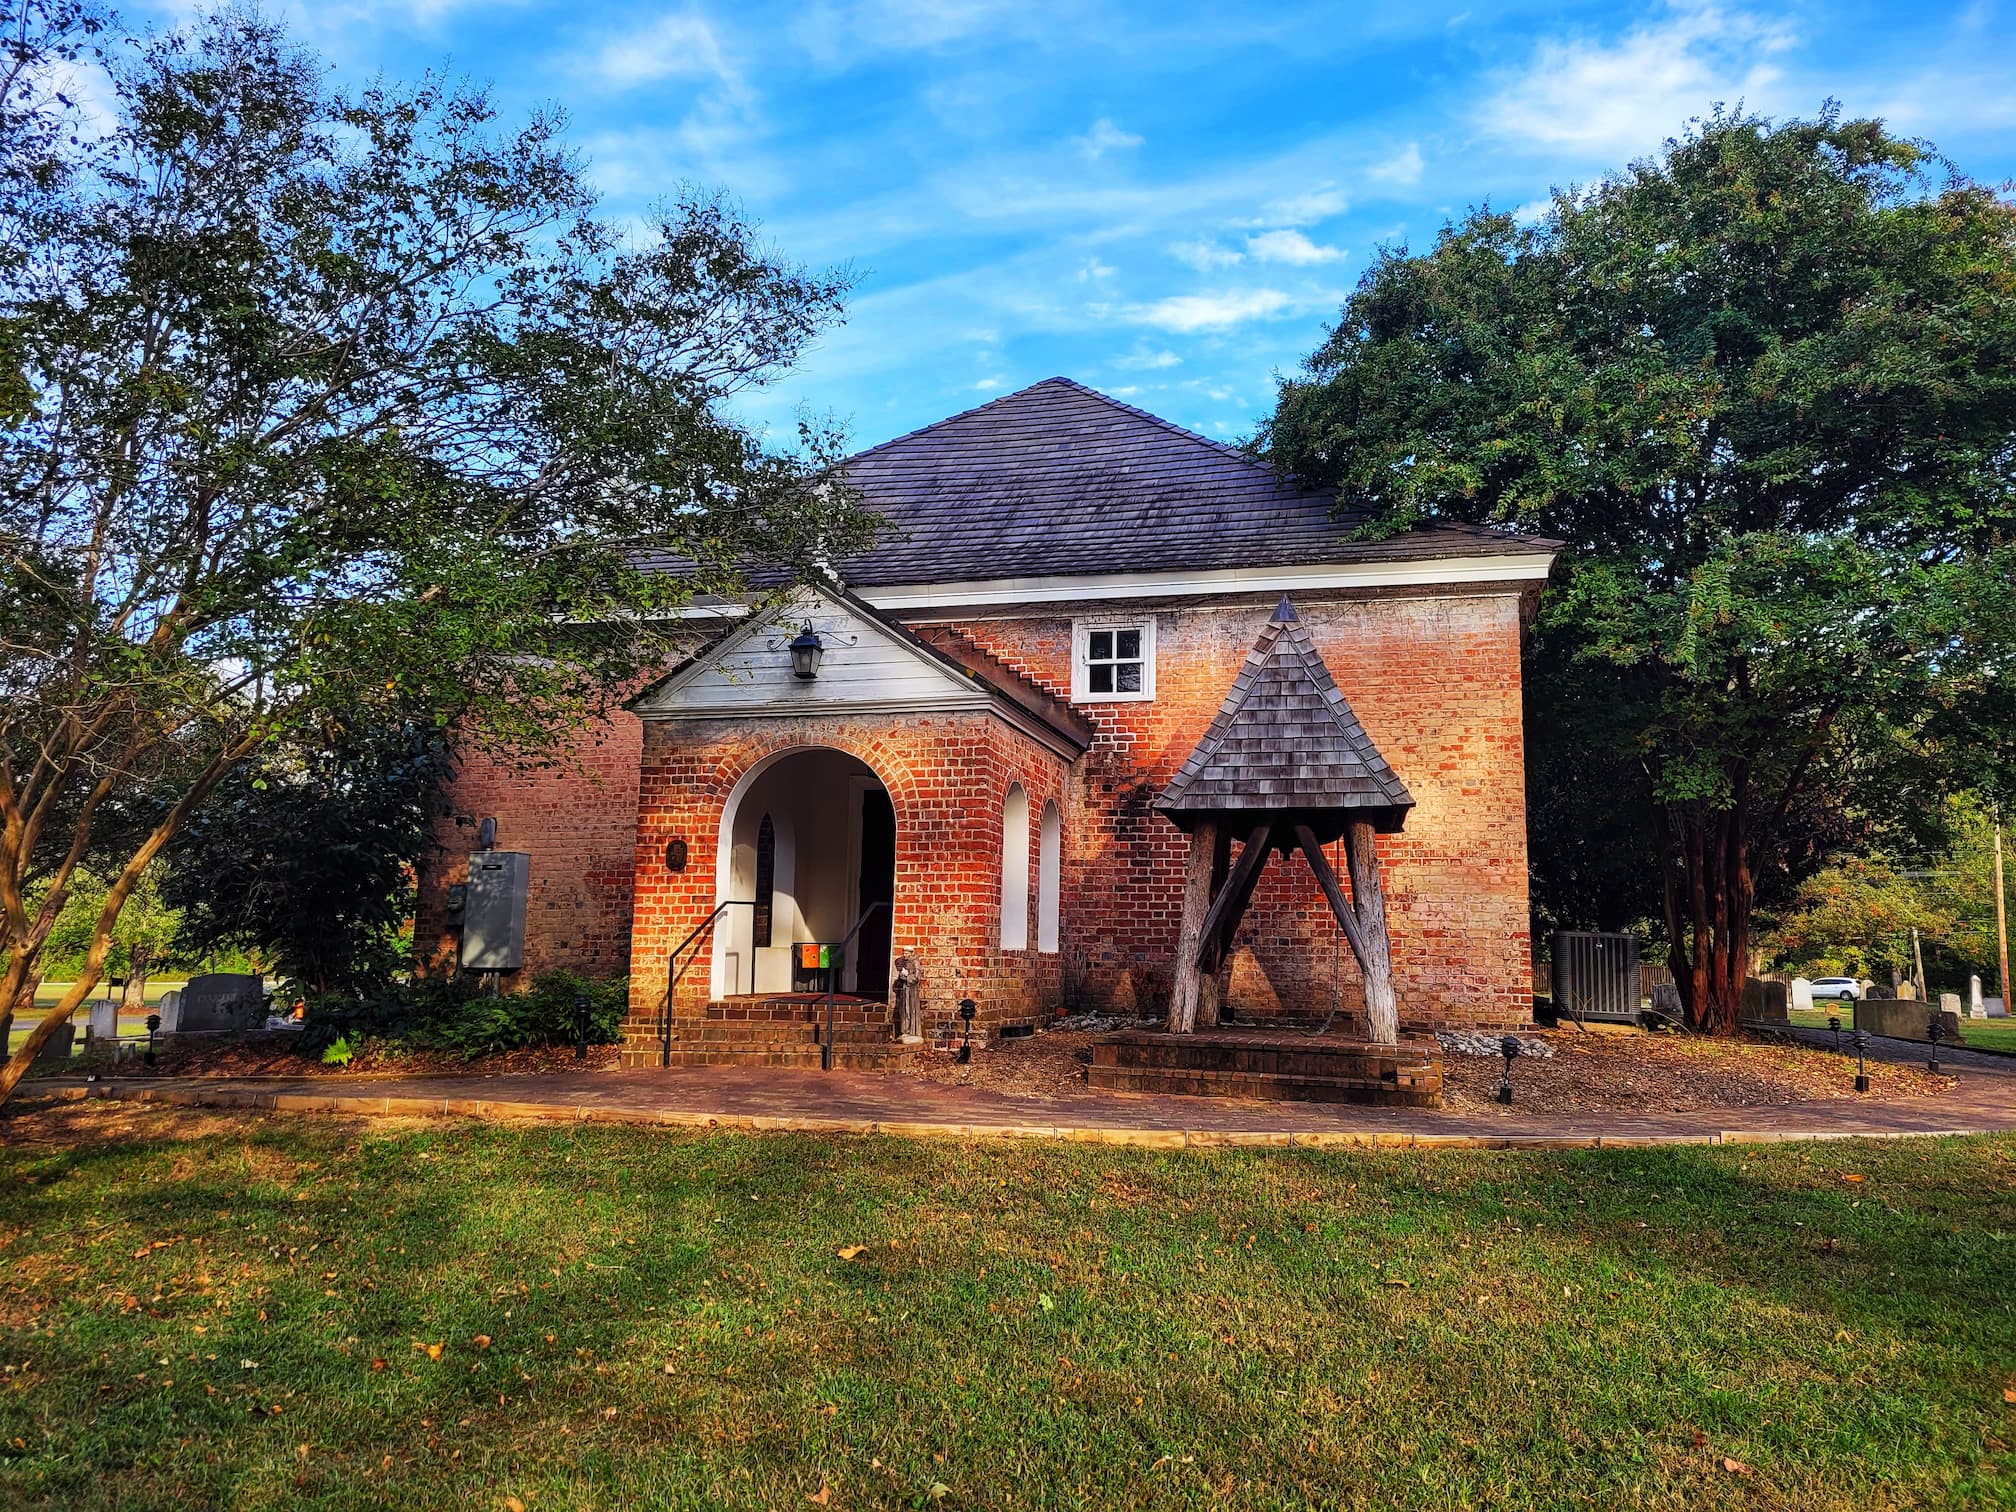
[1550,930,1643,1025]
[461,851,530,970]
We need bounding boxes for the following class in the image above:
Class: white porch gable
[631,589,994,721]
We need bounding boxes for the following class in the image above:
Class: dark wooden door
[854,787,896,999]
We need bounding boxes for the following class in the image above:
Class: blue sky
[133,0,2016,450]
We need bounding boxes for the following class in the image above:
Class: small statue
[893,952,923,1043]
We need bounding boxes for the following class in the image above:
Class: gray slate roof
[1158,596,1413,835]
[833,378,1540,586]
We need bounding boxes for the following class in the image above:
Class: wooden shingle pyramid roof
[1157,597,1414,838]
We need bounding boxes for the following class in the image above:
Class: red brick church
[414,378,1554,1062]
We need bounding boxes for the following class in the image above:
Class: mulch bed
[911,1021,1953,1114]
[32,1034,625,1082]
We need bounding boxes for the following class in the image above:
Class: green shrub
[298,972,628,1060]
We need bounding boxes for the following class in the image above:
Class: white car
[1811,977,1864,1001]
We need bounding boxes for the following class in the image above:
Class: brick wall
[420,587,1536,1035]
[626,713,1071,1045]
[938,589,1535,1032]
[413,708,644,981]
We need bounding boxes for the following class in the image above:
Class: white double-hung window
[1073,619,1155,702]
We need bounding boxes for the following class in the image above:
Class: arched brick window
[1001,783,1029,950]
[1037,799,1061,954]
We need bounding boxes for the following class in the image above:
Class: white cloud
[1246,228,1345,265]
[1113,349,1182,370]
[1367,142,1424,186]
[1477,1,1795,159]
[974,376,1005,391]
[1077,257,1117,282]
[1256,184,1348,226]
[1127,288,1293,332]
[593,12,736,89]
[1073,117,1144,161]
[1170,239,1244,271]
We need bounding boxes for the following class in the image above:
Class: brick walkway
[22,1056,2016,1148]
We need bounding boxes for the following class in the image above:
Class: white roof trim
[855,552,1557,613]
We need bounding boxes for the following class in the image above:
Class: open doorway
[714,747,896,1001]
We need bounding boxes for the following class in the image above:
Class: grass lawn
[2,1107,2013,1509]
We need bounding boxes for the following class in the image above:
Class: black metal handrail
[815,900,890,1072]
[662,900,756,1067]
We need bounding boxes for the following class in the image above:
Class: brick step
[619,1041,920,1071]
[704,996,890,1026]
[1087,1063,1440,1107]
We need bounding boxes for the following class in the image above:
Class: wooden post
[1343,819,1398,1045]
[1166,821,1216,1033]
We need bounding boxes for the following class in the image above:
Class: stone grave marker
[177,974,267,1032]
[1790,978,1815,1013]
[1970,976,1987,1018]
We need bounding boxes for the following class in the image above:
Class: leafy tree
[0,7,868,1102]
[161,723,449,998]
[1263,108,2016,1032]
[1766,853,1950,981]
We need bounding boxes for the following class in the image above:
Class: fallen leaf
[426,1343,443,1362]
[505,1498,526,1512]
[836,1246,867,1261]
[474,1335,491,1350]
[808,1483,831,1506]
[1842,1174,1865,1183]
[1691,1430,1707,1448]
[2004,1388,2016,1404]
[929,1483,951,1500]
[1383,1277,1411,1288]
[1723,1457,1752,1476]
[1038,1293,1055,1312]
[370,1359,388,1372]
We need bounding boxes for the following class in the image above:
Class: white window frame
[1071,617,1156,703]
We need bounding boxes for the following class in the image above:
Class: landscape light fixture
[1828,1014,1841,1054]
[575,992,591,1061]
[1926,1012,1944,1076]
[956,998,978,1066]
[1852,1029,1871,1093]
[1497,1035,1521,1105]
[788,622,825,681]
[145,1012,160,1066]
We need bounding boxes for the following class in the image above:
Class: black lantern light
[1926,1011,1944,1076]
[1827,1014,1841,1055]
[575,992,592,1061]
[956,997,978,1066]
[1852,1028,1871,1093]
[788,622,824,681]
[145,1012,160,1066]
[1497,1034,1521,1105]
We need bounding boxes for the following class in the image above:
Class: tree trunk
[1165,822,1216,1034]
[1660,801,1751,1035]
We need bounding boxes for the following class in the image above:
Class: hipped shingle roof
[1157,596,1413,837]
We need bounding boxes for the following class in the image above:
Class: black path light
[788,622,825,681]
[956,998,978,1066]
[1497,1035,1521,1105]
[1828,1014,1842,1054]
[1852,1029,1871,1093]
[145,1012,160,1066]
[1926,1012,1945,1075]
[575,992,591,1061]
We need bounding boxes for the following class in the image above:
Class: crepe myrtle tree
[1262,107,2016,1033]
[0,7,869,1102]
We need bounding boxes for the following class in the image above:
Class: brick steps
[1088,1029,1442,1108]
[619,1003,912,1070]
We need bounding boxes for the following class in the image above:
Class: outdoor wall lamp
[1497,1035,1521,1105]
[788,622,824,680]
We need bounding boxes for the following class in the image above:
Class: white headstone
[1939,991,1962,1015]
[88,994,118,1042]
[1791,978,1815,1012]
[1971,975,1987,1018]
[156,989,183,1033]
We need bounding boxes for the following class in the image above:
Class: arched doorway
[713,747,896,1001]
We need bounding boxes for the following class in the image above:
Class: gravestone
[1651,982,1682,1021]
[1989,997,2009,1018]
[1790,978,1815,1013]
[1856,998,1964,1044]
[156,989,183,1033]
[1970,976,1986,1018]
[1741,977,1789,1024]
[177,973,267,1032]
[1896,981,1919,1001]
[31,1020,76,1068]
[1939,991,1962,1016]
[87,994,118,1043]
